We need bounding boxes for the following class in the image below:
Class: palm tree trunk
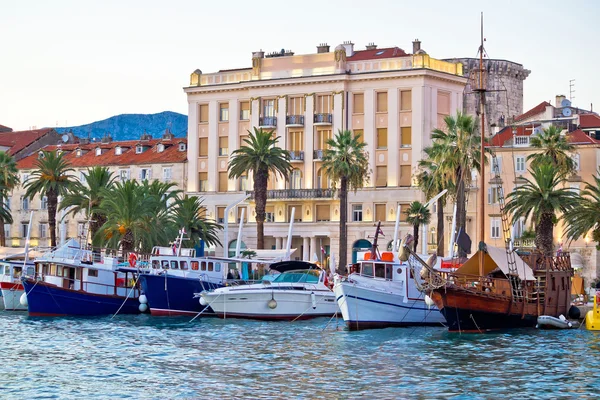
[254,168,268,250]
[338,177,348,273]
[536,213,554,256]
[48,189,58,247]
[122,230,134,253]
[90,213,106,246]
[437,197,444,257]
[0,197,5,247]
[413,223,419,252]
[456,174,467,258]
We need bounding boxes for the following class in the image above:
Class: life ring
[128,253,138,267]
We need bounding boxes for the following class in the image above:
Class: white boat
[0,260,34,311]
[199,260,337,320]
[334,223,446,330]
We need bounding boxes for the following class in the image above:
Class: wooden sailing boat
[407,14,573,332]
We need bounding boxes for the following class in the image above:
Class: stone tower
[445,58,531,135]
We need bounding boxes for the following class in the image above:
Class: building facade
[9,132,188,248]
[184,41,467,263]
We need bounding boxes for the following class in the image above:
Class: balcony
[259,116,277,129]
[286,115,304,127]
[514,136,530,147]
[289,151,304,162]
[246,188,336,200]
[313,149,324,160]
[314,113,332,125]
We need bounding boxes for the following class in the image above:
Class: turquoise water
[1,311,598,399]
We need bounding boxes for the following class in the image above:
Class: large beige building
[10,131,188,248]
[184,40,467,263]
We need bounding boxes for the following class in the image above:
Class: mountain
[55,111,187,141]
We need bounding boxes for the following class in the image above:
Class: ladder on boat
[491,152,523,301]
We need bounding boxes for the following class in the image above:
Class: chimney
[366,42,377,50]
[101,132,112,143]
[412,39,421,54]
[252,49,265,59]
[555,94,566,108]
[342,41,355,57]
[316,43,330,53]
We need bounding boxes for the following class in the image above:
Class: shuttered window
[198,172,208,191]
[375,204,386,222]
[377,128,388,149]
[218,172,228,192]
[240,101,250,120]
[199,138,208,157]
[400,204,410,222]
[316,205,331,221]
[376,92,388,112]
[376,166,387,187]
[401,127,412,147]
[400,91,412,111]
[399,165,411,187]
[219,136,228,156]
[199,104,209,122]
[353,93,364,114]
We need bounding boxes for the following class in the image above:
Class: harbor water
[1,311,598,399]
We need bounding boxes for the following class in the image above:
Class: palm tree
[505,164,577,256]
[528,125,575,175]
[422,112,483,257]
[563,172,600,247]
[173,195,222,248]
[322,130,369,271]
[405,201,431,252]
[417,158,450,257]
[0,152,19,246]
[59,166,116,245]
[95,180,160,252]
[24,150,75,247]
[228,127,292,249]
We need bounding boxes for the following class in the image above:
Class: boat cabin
[0,261,23,284]
[271,269,321,284]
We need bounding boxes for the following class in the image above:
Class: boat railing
[34,274,140,298]
[520,251,573,273]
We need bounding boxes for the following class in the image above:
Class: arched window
[316,168,331,189]
[290,169,302,190]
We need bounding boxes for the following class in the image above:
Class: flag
[172,242,177,255]
[377,227,385,237]
[321,246,326,256]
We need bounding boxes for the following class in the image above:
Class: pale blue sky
[1,0,598,131]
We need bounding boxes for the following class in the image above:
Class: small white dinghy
[536,315,580,329]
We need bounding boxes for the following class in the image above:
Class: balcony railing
[514,136,530,147]
[314,113,332,124]
[246,188,336,200]
[259,116,277,127]
[286,115,304,126]
[513,238,535,248]
[313,149,324,160]
[289,151,304,161]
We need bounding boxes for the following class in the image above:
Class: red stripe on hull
[0,282,23,290]
[215,312,334,321]
[28,312,68,317]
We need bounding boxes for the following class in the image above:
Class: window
[515,156,526,173]
[316,168,331,189]
[170,261,179,270]
[237,206,247,223]
[119,169,130,181]
[400,127,412,147]
[352,204,363,222]
[4,224,10,239]
[179,143,186,152]
[572,154,580,171]
[79,171,87,183]
[199,138,208,157]
[137,145,147,154]
[491,218,501,239]
[199,104,209,123]
[191,261,199,271]
[265,205,275,222]
[287,205,302,222]
[157,144,165,153]
[22,173,30,184]
[353,129,364,143]
[375,204,386,222]
[21,223,28,238]
[239,175,248,191]
[39,223,47,239]
[115,146,122,155]
[399,203,409,222]
[316,129,331,150]
[316,95,332,113]
[316,204,331,222]
[21,196,29,211]
[77,223,85,238]
[376,92,388,113]
[76,149,82,157]
[289,131,303,152]
[488,186,501,204]
[217,207,225,224]
[376,166,387,187]
[376,128,387,149]
[218,172,228,192]
[219,103,229,122]
[88,269,98,278]
[240,101,250,120]
[288,97,303,115]
[400,90,412,111]
[219,136,229,156]
[290,169,302,189]
[95,147,102,156]
[491,156,502,174]
[162,167,172,182]
[570,184,580,194]
[180,261,188,270]
[353,93,364,114]
[198,172,208,191]
[140,168,152,181]
[513,217,525,238]
[263,99,275,117]
[41,196,48,210]
[5,197,10,211]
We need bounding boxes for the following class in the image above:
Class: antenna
[569,79,576,102]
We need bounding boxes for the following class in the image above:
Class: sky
[1,0,599,131]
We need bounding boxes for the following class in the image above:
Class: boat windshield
[272,269,319,284]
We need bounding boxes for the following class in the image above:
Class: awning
[570,252,584,270]
[455,245,535,281]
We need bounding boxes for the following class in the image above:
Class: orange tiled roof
[0,128,55,155]
[17,138,187,170]
[579,113,600,129]
[514,101,551,123]
[567,129,600,145]
[347,47,409,61]
[0,124,12,132]
[489,125,538,147]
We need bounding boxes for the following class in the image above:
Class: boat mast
[478,12,486,275]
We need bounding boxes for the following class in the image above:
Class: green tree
[417,158,450,257]
[505,164,577,256]
[405,201,432,252]
[528,125,575,175]
[422,112,483,257]
[59,166,116,245]
[563,172,600,248]
[24,150,75,247]
[228,128,292,249]
[322,130,369,271]
[173,195,222,248]
[0,152,19,246]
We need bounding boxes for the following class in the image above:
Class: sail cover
[455,245,535,281]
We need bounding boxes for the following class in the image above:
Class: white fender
[311,292,317,309]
